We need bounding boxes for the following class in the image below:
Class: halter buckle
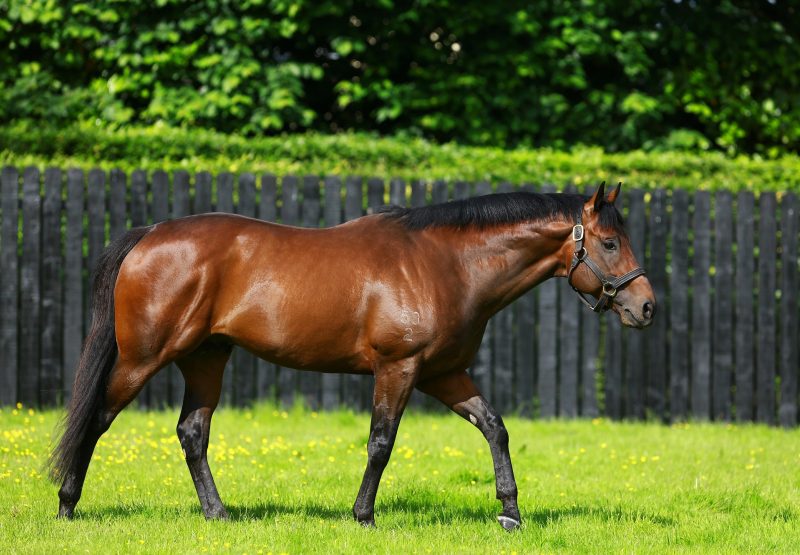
[572,224,584,242]
[602,282,618,298]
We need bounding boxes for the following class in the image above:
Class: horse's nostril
[642,300,654,320]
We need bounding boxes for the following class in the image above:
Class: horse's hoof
[205,507,229,521]
[356,517,376,528]
[497,514,521,531]
[56,504,75,520]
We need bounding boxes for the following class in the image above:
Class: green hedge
[1,123,798,192]
[1,1,798,155]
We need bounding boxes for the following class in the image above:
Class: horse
[50,181,654,530]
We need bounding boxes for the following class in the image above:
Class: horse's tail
[48,226,152,485]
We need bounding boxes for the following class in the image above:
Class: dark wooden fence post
[368,177,384,211]
[734,192,755,421]
[604,313,623,419]
[194,172,212,214]
[453,181,470,201]
[20,168,42,406]
[431,179,447,206]
[756,192,777,424]
[669,189,690,421]
[63,169,84,402]
[390,177,405,206]
[109,169,127,241]
[87,169,106,282]
[646,188,668,420]
[779,192,798,427]
[1,167,19,405]
[712,191,734,420]
[625,189,647,419]
[41,168,63,406]
[691,191,712,420]
[410,179,427,207]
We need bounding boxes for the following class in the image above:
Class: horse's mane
[379,192,625,232]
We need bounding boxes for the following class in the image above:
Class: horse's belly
[218,301,373,374]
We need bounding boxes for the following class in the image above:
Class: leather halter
[567,212,646,312]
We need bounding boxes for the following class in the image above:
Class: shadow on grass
[526,505,676,527]
[225,498,678,528]
[75,504,191,520]
[75,498,677,527]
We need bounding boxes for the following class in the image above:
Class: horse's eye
[603,240,617,251]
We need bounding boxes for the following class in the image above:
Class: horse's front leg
[352,357,419,527]
[418,370,521,531]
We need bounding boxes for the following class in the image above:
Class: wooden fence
[0,167,797,426]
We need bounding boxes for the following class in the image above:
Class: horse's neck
[440,220,572,316]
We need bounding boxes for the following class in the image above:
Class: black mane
[379,192,624,231]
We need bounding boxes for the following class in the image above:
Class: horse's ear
[587,181,606,213]
[606,182,622,205]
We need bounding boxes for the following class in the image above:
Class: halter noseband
[567,212,646,312]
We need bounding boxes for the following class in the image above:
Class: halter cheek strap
[567,212,646,312]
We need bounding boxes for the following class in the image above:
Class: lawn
[1,403,798,554]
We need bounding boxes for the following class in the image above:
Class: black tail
[49,226,152,485]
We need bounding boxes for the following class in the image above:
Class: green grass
[1,404,799,554]
[2,122,799,192]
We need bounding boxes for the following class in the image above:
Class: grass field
[1,404,798,554]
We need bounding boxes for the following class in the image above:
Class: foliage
[0,1,798,155]
[1,404,799,553]
[1,123,799,192]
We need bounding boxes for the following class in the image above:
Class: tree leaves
[0,0,797,154]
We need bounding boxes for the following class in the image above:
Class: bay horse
[50,181,654,530]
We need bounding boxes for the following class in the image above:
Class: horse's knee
[367,432,393,468]
[176,411,207,462]
[368,439,391,467]
[471,408,509,446]
[485,414,509,446]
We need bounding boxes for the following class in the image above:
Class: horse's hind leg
[417,371,521,531]
[175,345,230,520]
[352,357,419,527]
[58,358,163,518]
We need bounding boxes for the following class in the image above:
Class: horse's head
[565,182,655,329]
